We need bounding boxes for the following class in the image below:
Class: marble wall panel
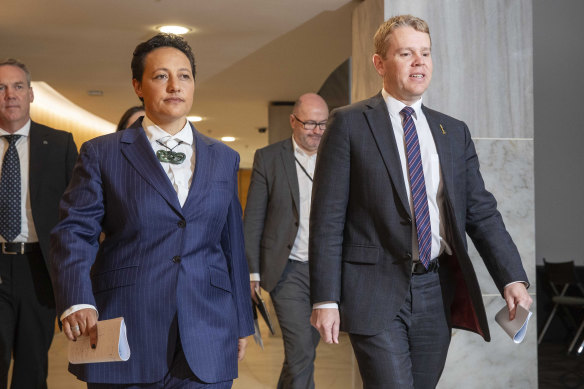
[353,0,533,139]
[439,295,537,388]
[466,139,536,294]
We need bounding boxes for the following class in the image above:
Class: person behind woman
[116,105,144,131]
[49,33,254,388]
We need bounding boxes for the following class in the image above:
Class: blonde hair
[374,15,430,58]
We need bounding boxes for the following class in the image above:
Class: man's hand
[503,282,533,321]
[310,308,340,344]
[238,337,248,361]
[250,281,260,304]
[61,308,98,348]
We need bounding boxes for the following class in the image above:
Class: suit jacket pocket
[91,266,138,294]
[209,266,232,293]
[342,244,379,265]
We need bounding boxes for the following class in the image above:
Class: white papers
[68,317,131,364]
[495,305,532,344]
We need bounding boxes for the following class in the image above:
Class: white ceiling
[1,0,357,167]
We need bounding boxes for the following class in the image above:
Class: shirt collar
[381,89,424,121]
[142,115,193,146]
[0,119,31,137]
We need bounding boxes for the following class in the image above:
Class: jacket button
[178,220,186,228]
[404,253,412,260]
[172,256,181,263]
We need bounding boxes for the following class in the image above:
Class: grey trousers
[349,268,454,389]
[270,260,320,389]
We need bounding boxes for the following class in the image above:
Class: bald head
[290,93,329,155]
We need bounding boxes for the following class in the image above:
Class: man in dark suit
[0,59,78,389]
[309,15,533,389]
[244,93,328,389]
[49,34,253,388]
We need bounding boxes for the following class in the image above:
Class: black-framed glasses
[293,114,327,131]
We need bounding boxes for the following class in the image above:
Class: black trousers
[349,266,455,389]
[0,249,55,389]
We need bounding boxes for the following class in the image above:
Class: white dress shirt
[289,137,316,263]
[382,89,451,261]
[0,119,39,243]
[142,116,195,207]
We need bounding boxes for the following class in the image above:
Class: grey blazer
[244,138,300,292]
[309,93,529,340]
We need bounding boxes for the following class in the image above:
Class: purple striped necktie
[400,107,432,269]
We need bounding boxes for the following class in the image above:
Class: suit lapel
[183,124,212,210]
[28,122,47,204]
[120,127,183,214]
[423,106,454,196]
[364,94,410,215]
[281,139,300,217]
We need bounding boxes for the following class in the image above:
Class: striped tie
[401,107,432,269]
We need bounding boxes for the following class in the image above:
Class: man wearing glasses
[244,93,328,389]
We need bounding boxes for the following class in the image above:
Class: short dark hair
[116,105,144,132]
[131,33,196,83]
[0,58,32,86]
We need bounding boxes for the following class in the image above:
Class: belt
[411,260,439,275]
[1,242,41,255]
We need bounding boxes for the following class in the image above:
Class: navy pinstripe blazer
[49,122,254,384]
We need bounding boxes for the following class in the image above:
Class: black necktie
[0,135,22,242]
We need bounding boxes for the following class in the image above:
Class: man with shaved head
[244,93,328,389]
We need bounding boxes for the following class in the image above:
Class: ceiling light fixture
[221,136,236,142]
[158,25,191,35]
[187,116,203,122]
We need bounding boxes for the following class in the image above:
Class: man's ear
[132,79,142,99]
[372,54,385,77]
[29,86,34,103]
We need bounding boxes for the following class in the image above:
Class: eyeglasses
[293,114,327,131]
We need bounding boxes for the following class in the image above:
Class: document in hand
[68,317,131,364]
[254,288,275,335]
[495,305,533,344]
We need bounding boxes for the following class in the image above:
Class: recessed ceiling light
[187,116,203,122]
[221,136,236,142]
[158,25,191,35]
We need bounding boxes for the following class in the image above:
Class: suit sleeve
[243,149,268,275]
[49,141,104,317]
[222,154,255,337]
[461,123,528,292]
[309,108,351,305]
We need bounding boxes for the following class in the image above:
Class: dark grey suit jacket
[29,121,78,262]
[244,138,300,292]
[309,93,528,341]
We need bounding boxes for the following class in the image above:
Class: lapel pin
[440,124,446,135]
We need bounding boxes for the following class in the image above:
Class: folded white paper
[495,305,532,344]
[68,317,131,364]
